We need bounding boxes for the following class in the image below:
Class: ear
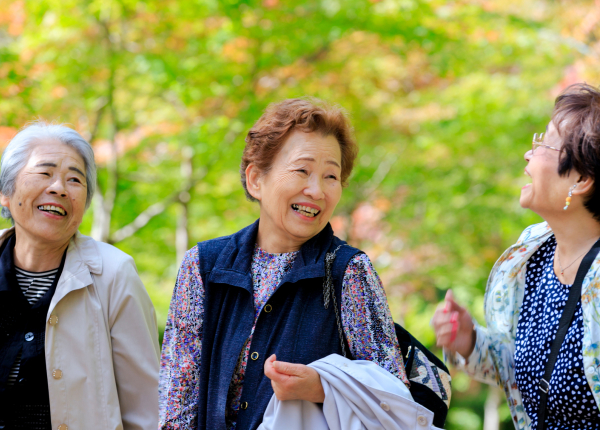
[573,176,594,197]
[245,164,262,201]
[0,193,10,210]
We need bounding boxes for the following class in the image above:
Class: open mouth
[291,204,320,218]
[38,205,66,216]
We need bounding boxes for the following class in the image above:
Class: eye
[327,174,338,180]
[68,177,82,184]
[296,169,308,175]
[39,172,51,177]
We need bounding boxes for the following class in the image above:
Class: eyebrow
[69,167,86,178]
[296,157,341,169]
[35,162,86,178]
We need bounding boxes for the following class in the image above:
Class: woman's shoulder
[71,233,138,281]
[515,221,552,246]
[75,233,132,263]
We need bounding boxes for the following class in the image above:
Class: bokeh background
[1,0,599,428]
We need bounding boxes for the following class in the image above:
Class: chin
[519,191,531,209]
[287,224,321,240]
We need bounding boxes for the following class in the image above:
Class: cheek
[325,184,342,206]
[270,173,302,202]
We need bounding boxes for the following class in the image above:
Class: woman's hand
[431,290,476,358]
[263,354,325,403]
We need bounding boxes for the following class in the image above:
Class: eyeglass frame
[532,132,560,154]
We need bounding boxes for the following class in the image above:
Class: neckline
[253,244,300,258]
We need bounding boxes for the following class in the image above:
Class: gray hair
[0,121,97,220]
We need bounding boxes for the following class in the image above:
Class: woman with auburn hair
[159,99,423,429]
[432,83,600,429]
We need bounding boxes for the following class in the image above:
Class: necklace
[556,245,589,276]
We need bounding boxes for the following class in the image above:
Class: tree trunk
[483,386,501,430]
[176,146,193,263]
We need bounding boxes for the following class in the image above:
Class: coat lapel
[49,233,102,311]
[0,228,103,313]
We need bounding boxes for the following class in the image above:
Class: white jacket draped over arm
[258,354,441,430]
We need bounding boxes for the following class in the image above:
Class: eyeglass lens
[532,132,544,153]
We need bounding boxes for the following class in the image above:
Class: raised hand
[431,289,476,358]
[263,354,325,403]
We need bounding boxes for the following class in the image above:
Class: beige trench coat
[0,228,160,430]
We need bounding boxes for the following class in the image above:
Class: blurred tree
[0,0,597,427]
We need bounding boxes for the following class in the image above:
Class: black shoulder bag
[324,245,450,428]
[536,237,600,430]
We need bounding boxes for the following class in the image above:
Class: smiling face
[521,121,581,216]
[247,129,343,252]
[0,140,88,246]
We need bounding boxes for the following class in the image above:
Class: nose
[47,177,67,198]
[303,176,325,201]
[524,148,532,162]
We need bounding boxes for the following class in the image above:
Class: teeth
[38,205,66,215]
[291,204,320,217]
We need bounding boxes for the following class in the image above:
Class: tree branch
[108,168,206,244]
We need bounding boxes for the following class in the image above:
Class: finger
[431,311,454,331]
[436,327,453,345]
[273,360,306,377]
[444,290,452,313]
[450,311,459,343]
[445,289,466,314]
[264,354,277,380]
[436,324,457,347]
[431,303,448,326]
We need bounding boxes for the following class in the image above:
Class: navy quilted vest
[195,219,361,430]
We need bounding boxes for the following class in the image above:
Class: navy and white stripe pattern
[6,266,58,386]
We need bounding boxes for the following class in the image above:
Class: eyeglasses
[532,133,560,154]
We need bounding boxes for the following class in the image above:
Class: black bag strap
[536,237,600,430]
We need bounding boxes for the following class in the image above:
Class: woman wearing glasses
[432,83,600,430]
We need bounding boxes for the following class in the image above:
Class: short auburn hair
[553,83,600,220]
[240,98,358,202]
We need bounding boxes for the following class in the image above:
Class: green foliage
[0,0,595,426]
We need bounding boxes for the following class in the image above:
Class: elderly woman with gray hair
[0,122,160,430]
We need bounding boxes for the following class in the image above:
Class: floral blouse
[159,245,408,429]
[448,222,600,430]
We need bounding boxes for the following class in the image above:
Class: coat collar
[0,227,102,275]
[209,219,336,293]
[0,228,103,310]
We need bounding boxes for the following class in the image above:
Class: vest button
[52,369,63,380]
[48,315,59,325]
[264,304,272,313]
[58,424,68,430]
[251,352,259,361]
[240,401,248,410]
[24,332,34,341]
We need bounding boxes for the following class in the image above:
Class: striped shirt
[6,266,58,386]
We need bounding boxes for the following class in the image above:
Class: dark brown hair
[240,98,358,202]
[553,83,600,220]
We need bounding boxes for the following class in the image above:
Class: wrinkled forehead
[281,131,342,164]
[27,140,86,170]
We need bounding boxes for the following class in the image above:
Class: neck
[547,208,600,259]
[255,221,307,254]
[12,229,69,272]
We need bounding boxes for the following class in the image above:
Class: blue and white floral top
[448,222,600,430]
[515,235,600,429]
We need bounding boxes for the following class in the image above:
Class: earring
[564,184,577,210]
